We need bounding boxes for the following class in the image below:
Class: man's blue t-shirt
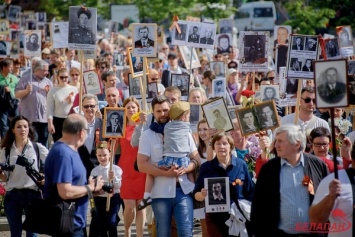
[44,141,88,229]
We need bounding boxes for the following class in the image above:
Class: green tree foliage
[284,0,335,35]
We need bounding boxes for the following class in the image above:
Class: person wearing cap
[26,33,40,52]
[161,52,188,88]
[306,37,317,51]
[138,101,197,210]
[41,48,51,62]
[69,7,95,44]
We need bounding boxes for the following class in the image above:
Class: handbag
[23,198,75,235]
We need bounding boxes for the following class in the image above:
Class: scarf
[149,121,167,134]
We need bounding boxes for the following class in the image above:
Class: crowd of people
[0,2,355,237]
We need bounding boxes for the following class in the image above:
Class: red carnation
[0,183,6,196]
[241,90,255,98]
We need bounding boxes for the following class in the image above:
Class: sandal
[137,197,152,210]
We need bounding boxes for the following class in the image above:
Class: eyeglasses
[59,76,68,79]
[301,97,316,103]
[71,74,79,76]
[313,143,329,148]
[83,105,96,109]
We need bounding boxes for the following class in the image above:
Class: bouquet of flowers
[0,183,5,216]
[244,135,262,175]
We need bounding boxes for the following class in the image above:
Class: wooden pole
[329,108,339,179]
[142,57,147,112]
[293,80,303,125]
[79,50,84,115]
[106,139,116,211]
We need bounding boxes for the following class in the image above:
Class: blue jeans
[151,187,193,237]
[32,122,49,147]
[4,189,41,237]
[0,111,9,138]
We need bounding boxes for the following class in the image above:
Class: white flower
[329,118,352,135]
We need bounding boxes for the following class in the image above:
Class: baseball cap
[226,68,237,78]
[169,101,190,120]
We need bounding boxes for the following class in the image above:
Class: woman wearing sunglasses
[69,67,81,91]
[47,68,78,142]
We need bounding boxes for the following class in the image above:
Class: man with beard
[134,26,154,48]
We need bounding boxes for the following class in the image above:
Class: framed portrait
[23,30,41,57]
[0,20,9,35]
[10,29,20,41]
[238,31,270,72]
[314,59,348,108]
[51,22,69,49]
[7,5,21,22]
[20,13,31,28]
[68,6,97,50]
[147,82,158,102]
[278,68,297,107]
[128,74,143,99]
[201,97,233,132]
[113,51,124,69]
[211,78,226,98]
[348,60,355,75]
[218,18,233,34]
[132,23,157,57]
[178,45,200,69]
[26,19,36,30]
[36,12,46,22]
[108,20,118,33]
[337,26,354,57]
[172,20,188,46]
[186,22,202,47]
[255,100,280,131]
[127,47,149,78]
[170,73,190,101]
[9,40,19,58]
[102,107,126,138]
[273,25,291,48]
[83,70,102,95]
[324,38,340,59]
[0,40,9,58]
[275,44,288,76]
[215,33,233,55]
[235,107,259,136]
[260,85,280,103]
[287,34,319,79]
[198,23,216,50]
[190,103,202,132]
[227,105,241,121]
[210,61,225,78]
[204,177,231,213]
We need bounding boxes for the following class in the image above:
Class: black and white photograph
[170,73,190,101]
[285,78,299,95]
[273,25,291,48]
[211,78,226,98]
[0,40,8,57]
[260,85,280,102]
[178,45,200,70]
[20,13,31,28]
[7,5,21,22]
[198,23,216,49]
[129,74,143,99]
[127,47,148,78]
[325,38,340,59]
[238,31,269,71]
[210,61,225,78]
[337,26,354,57]
[236,107,258,136]
[132,23,157,57]
[287,35,319,79]
[9,40,19,58]
[348,60,355,75]
[51,22,69,49]
[256,100,280,130]
[109,20,118,33]
[24,30,41,57]
[189,103,202,132]
[275,44,288,75]
[147,82,158,102]
[215,33,233,55]
[83,70,102,95]
[36,12,46,22]
[37,22,45,31]
[171,20,188,46]
[113,51,124,69]
[201,97,233,132]
[204,177,230,213]
[218,18,233,34]
[0,19,8,35]
[187,23,200,44]
[26,20,36,30]
[10,29,20,41]
[103,108,126,138]
[278,67,297,107]
[68,6,97,50]
[314,59,348,108]
[83,50,96,59]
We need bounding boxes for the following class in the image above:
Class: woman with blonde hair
[69,67,81,91]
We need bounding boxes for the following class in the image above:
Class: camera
[16,155,44,189]
[16,155,34,167]
[92,176,113,193]
[0,163,15,172]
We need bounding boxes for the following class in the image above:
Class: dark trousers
[89,193,121,237]
[32,122,49,147]
[52,226,86,237]
[52,116,66,142]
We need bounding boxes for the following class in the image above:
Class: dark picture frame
[314,59,348,108]
[204,177,231,213]
[210,61,225,78]
[83,70,102,95]
[201,97,233,132]
[170,73,190,101]
[127,47,149,78]
[102,107,126,139]
[128,74,143,99]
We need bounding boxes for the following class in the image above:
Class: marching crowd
[0,2,355,237]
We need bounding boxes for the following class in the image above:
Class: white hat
[226,68,237,78]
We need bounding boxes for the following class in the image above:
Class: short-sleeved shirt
[43,142,88,229]
[0,73,19,96]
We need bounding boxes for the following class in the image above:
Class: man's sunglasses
[83,105,96,109]
[301,97,315,103]
[59,76,68,80]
